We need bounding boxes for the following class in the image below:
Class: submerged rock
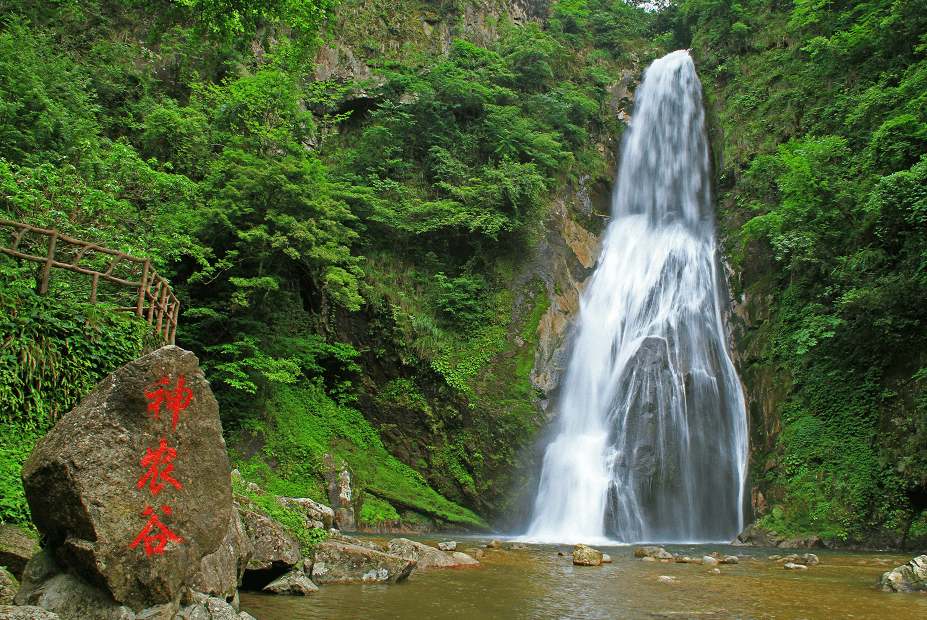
[312,541,414,584]
[878,555,927,592]
[701,556,719,567]
[572,544,603,566]
[654,575,678,583]
[784,562,808,571]
[20,346,232,611]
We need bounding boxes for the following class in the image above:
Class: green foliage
[685,0,927,539]
[0,257,155,524]
[358,496,400,524]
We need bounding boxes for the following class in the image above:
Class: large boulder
[387,538,479,568]
[0,525,40,580]
[878,555,927,592]
[20,346,232,611]
[311,541,414,584]
[188,505,253,602]
[238,508,302,571]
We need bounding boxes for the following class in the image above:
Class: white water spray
[525,51,748,544]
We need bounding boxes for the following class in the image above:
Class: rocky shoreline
[0,347,482,620]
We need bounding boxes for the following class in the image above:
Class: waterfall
[525,50,748,544]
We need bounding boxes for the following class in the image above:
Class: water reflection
[240,537,927,620]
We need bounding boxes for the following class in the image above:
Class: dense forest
[0,0,925,547]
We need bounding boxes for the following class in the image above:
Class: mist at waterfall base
[523,50,748,545]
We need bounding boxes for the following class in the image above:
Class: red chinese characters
[130,505,183,556]
[132,375,192,556]
[145,375,193,430]
[137,438,182,495]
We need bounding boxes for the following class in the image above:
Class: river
[239,535,926,619]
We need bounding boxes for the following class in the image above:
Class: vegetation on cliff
[0,0,667,528]
[2,0,923,546]
[677,0,927,544]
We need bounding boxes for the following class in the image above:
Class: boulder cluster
[877,555,927,592]
[0,347,480,620]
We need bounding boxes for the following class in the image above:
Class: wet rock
[485,540,503,549]
[437,541,457,552]
[557,551,565,556]
[262,570,318,595]
[710,568,721,575]
[768,555,782,561]
[642,556,657,562]
[701,556,719,567]
[387,538,478,568]
[238,613,257,620]
[0,568,16,606]
[602,554,612,563]
[878,555,927,592]
[675,556,699,563]
[239,508,301,571]
[718,555,739,565]
[20,346,232,611]
[0,525,40,580]
[654,575,677,583]
[464,548,484,560]
[311,541,414,584]
[0,606,61,619]
[509,542,532,550]
[189,505,253,602]
[572,544,603,566]
[780,553,819,566]
[784,562,808,571]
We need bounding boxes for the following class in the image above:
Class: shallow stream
[239,536,926,619]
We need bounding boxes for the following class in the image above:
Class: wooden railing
[0,219,179,345]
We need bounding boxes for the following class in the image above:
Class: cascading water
[525,50,748,544]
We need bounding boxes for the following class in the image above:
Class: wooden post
[137,259,150,317]
[40,233,57,296]
[155,285,168,337]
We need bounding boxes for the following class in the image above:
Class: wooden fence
[0,219,179,345]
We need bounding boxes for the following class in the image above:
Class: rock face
[0,568,16,605]
[311,541,414,584]
[386,538,479,568]
[572,544,603,566]
[878,555,927,592]
[0,606,62,619]
[0,525,40,580]
[276,497,335,531]
[20,346,232,611]
[323,454,355,531]
[238,508,302,571]
[14,550,136,619]
[188,505,254,602]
